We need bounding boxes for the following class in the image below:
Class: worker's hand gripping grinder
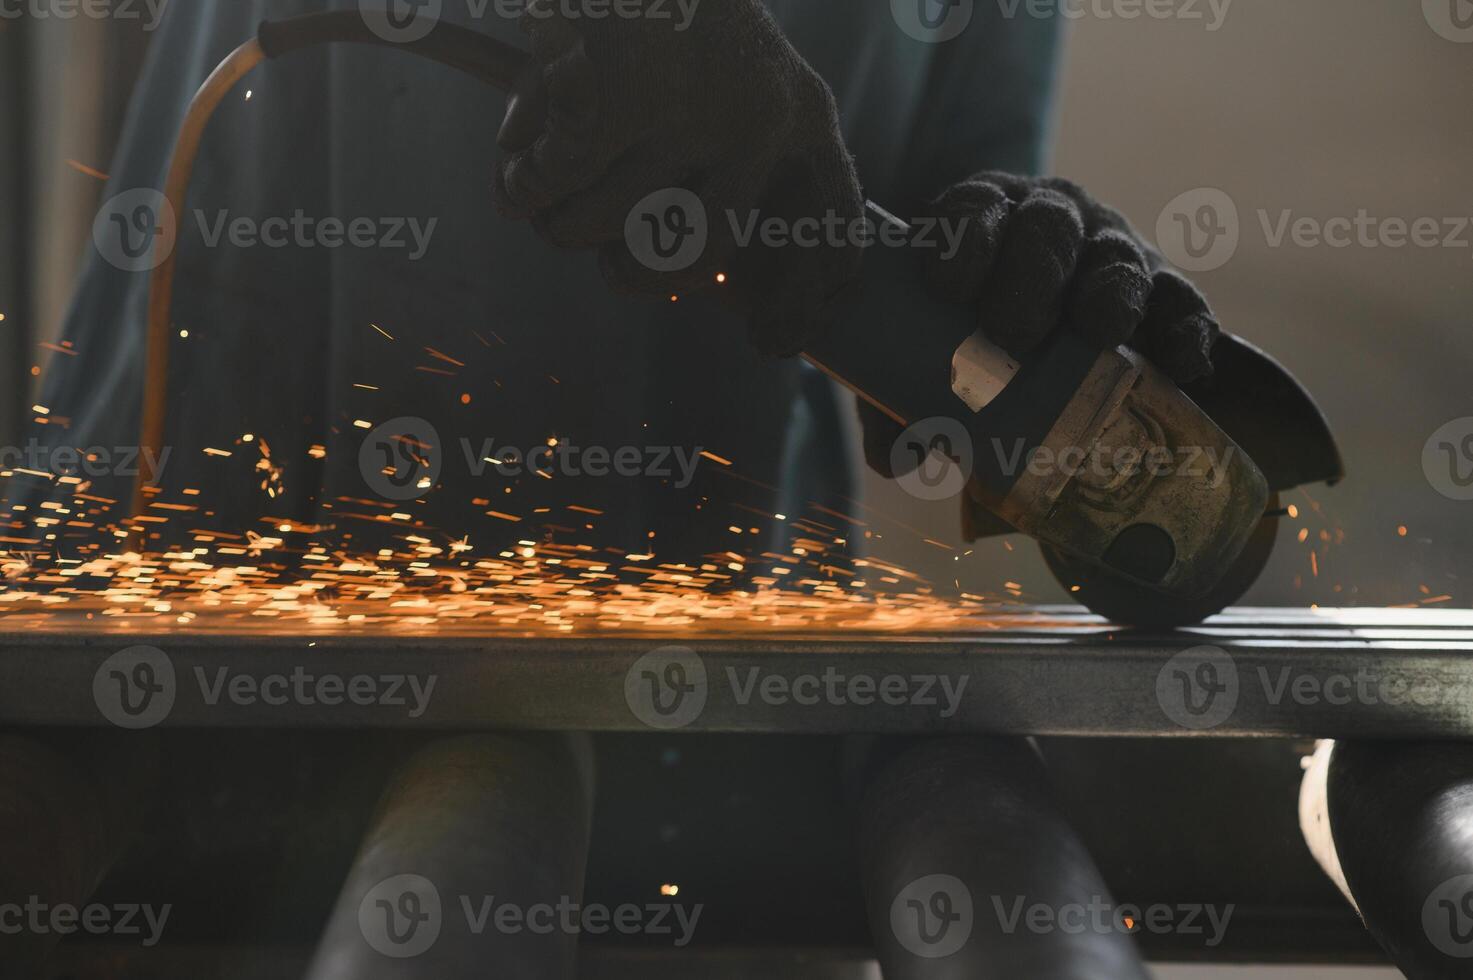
[137,13,1342,628]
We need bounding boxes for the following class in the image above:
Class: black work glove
[495,0,864,356]
[860,172,1222,479]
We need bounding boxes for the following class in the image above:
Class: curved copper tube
[134,38,266,537]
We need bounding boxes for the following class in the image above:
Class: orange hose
[132,39,266,541]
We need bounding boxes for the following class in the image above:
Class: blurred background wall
[0,8,150,447]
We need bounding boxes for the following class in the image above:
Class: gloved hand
[919,172,1219,381]
[860,172,1222,479]
[495,0,864,356]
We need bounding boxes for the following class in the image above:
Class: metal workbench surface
[1,606,1471,735]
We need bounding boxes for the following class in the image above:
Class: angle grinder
[133,11,1344,628]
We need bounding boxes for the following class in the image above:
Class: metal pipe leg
[305,733,594,980]
[0,732,158,978]
[1312,739,1473,979]
[852,736,1149,980]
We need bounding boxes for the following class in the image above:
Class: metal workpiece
[855,737,1150,979]
[304,734,593,980]
[2,607,1472,736]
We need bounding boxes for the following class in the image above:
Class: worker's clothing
[497,0,867,358]
[32,0,1061,565]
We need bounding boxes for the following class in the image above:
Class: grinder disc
[1040,495,1281,629]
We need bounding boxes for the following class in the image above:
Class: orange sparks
[425,347,466,368]
[65,159,110,181]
